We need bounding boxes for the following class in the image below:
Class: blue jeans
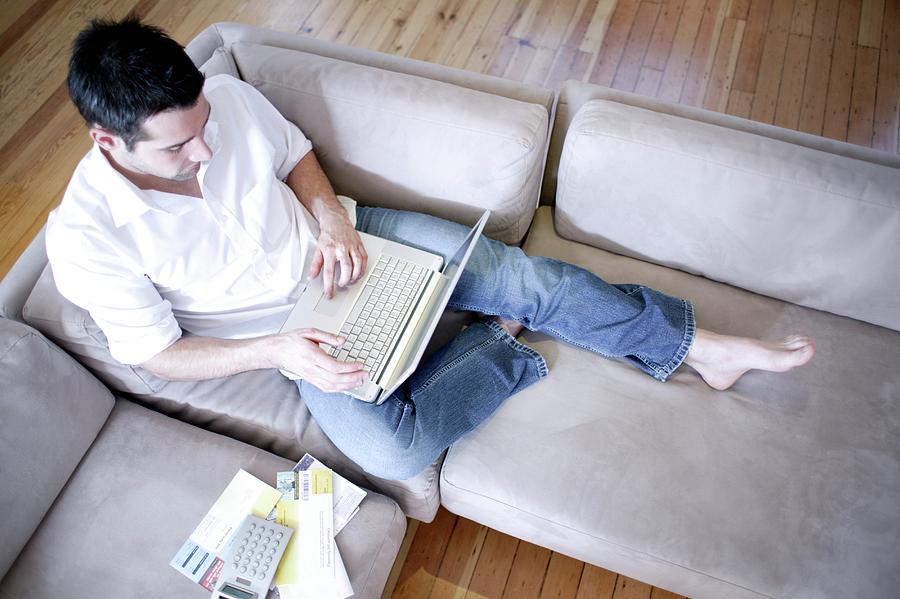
[298,207,695,479]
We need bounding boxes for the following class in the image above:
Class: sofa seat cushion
[0,399,406,599]
[555,99,900,331]
[230,42,549,244]
[0,318,114,579]
[440,207,900,599]
[22,266,441,521]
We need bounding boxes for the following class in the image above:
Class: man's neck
[101,147,202,198]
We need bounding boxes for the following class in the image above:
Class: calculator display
[218,583,256,599]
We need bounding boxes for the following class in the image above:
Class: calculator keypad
[231,521,284,581]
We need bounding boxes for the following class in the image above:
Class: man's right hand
[268,328,368,393]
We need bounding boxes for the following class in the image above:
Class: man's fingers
[338,252,352,288]
[302,328,344,347]
[299,333,365,374]
[350,248,365,283]
[310,366,369,393]
[321,247,336,298]
[314,352,367,374]
[308,249,324,280]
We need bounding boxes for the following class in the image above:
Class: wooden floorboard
[1,0,898,596]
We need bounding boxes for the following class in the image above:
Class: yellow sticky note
[311,469,333,494]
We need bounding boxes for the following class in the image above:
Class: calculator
[211,515,293,599]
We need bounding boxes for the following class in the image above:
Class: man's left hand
[308,209,368,298]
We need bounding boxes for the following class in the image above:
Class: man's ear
[89,126,124,152]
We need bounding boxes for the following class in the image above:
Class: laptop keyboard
[326,255,431,380]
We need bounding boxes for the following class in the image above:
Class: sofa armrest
[0,227,46,321]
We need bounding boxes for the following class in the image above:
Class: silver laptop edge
[377,211,490,402]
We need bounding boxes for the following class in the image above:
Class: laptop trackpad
[314,290,349,317]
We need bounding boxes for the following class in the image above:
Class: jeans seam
[413,325,506,394]
[651,299,696,381]
[443,303,550,378]
[480,319,549,378]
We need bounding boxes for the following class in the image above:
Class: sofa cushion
[440,207,900,599]
[0,399,406,599]
[230,42,549,244]
[21,266,441,521]
[0,318,114,579]
[555,99,900,331]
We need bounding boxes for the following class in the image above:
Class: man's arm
[286,151,367,298]
[140,328,367,392]
[140,154,369,387]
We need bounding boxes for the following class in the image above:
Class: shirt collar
[85,118,221,228]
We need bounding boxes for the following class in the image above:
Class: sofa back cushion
[229,42,549,244]
[555,99,900,331]
[0,318,114,578]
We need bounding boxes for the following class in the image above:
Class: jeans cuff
[652,299,695,382]
[480,319,549,378]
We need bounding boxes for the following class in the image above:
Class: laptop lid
[379,209,491,399]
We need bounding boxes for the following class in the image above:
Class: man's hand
[270,328,368,392]
[139,328,367,390]
[308,208,368,298]
[286,151,368,298]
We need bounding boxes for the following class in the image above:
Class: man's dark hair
[68,17,204,150]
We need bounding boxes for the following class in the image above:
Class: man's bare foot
[491,315,524,337]
[684,329,816,391]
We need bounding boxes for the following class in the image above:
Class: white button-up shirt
[47,75,355,365]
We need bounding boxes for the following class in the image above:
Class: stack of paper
[169,454,366,598]
[169,470,282,590]
[272,453,368,599]
[295,453,367,534]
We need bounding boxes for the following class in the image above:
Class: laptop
[279,210,490,405]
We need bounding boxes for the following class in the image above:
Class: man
[48,18,814,480]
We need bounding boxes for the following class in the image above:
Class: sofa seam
[0,330,117,410]
[439,464,775,599]
[0,330,36,362]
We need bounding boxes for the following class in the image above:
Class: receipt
[274,469,353,598]
[294,454,367,534]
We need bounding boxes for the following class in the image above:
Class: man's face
[94,94,213,182]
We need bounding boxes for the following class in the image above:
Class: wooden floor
[382,508,686,599]
[1,0,897,597]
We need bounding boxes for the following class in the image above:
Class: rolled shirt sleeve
[212,75,313,180]
[47,232,182,365]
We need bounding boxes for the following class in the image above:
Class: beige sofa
[2,21,898,599]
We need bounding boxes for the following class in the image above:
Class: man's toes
[776,340,816,370]
[779,335,810,350]
[796,340,816,364]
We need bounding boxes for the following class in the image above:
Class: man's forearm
[287,151,348,224]
[139,328,367,391]
[140,335,276,381]
[286,150,367,294]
